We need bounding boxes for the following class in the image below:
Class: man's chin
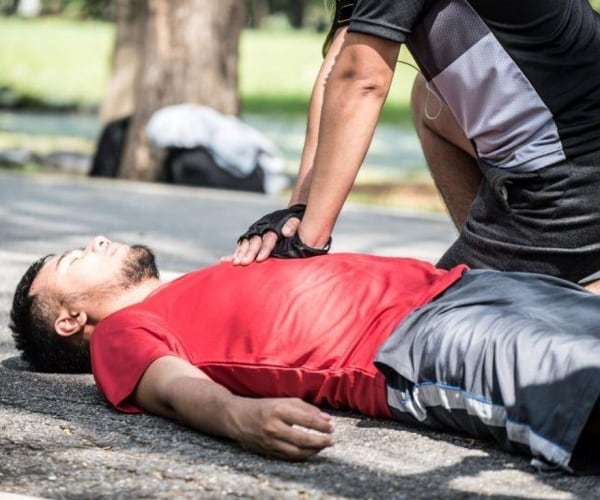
[124,245,160,283]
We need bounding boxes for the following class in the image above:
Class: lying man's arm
[134,355,335,459]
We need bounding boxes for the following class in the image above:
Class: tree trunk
[287,0,305,29]
[118,0,245,181]
[247,0,269,28]
[99,0,147,124]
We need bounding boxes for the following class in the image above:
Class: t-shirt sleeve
[322,0,427,56]
[90,310,190,413]
[349,0,427,43]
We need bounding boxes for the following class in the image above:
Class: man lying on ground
[9,236,600,474]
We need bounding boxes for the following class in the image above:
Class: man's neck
[111,278,163,312]
[84,278,163,338]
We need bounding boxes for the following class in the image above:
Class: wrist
[297,225,331,250]
[271,222,332,259]
[221,393,246,441]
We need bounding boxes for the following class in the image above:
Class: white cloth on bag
[146,103,285,178]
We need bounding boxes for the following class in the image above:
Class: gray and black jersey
[325,0,600,172]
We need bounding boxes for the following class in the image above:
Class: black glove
[238,204,307,243]
[238,204,331,258]
[271,231,331,259]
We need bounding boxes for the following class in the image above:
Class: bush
[60,0,113,19]
[33,0,114,19]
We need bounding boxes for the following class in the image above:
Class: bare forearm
[300,36,400,247]
[304,82,386,245]
[146,371,334,459]
[135,359,247,441]
[290,75,323,205]
[169,380,335,456]
[165,376,241,440]
[290,28,348,206]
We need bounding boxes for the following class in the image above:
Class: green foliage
[264,0,328,30]
[0,0,17,14]
[592,0,600,11]
[240,26,414,122]
[0,17,113,109]
[42,0,113,19]
[0,17,415,122]
[58,0,113,19]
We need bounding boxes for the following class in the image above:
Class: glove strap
[272,231,332,258]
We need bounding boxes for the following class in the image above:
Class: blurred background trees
[2,0,599,186]
[0,0,331,180]
[112,0,245,180]
[0,0,330,27]
[3,0,598,24]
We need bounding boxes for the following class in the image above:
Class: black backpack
[90,116,265,193]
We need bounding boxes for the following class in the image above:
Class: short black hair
[10,255,91,373]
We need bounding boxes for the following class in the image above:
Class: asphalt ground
[1,170,599,499]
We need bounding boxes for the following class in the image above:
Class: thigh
[438,154,600,282]
[411,73,476,158]
[376,270,600,472]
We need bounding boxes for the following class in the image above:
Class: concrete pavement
[1,170,598,499]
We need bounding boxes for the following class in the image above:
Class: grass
[0,17,113,108]
[0,16,417,123]
[239,27,417,123]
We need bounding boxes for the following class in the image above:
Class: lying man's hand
[229,397,335,460]
[224,205,305,265]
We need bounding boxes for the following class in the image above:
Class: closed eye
[68,249,85,266]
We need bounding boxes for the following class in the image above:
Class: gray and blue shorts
[375,269,600,474]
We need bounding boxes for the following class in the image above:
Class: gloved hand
[237,204,331,259]
[237,204,307,243]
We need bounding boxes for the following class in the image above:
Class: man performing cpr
[232,0,600,285]
[10,236,600,473]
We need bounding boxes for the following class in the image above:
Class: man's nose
[87,235,110,253]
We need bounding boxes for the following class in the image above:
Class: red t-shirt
[91,254,466,417]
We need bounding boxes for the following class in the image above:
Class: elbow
[356,75,390,100]
[335,65,392,101]
[327,31,398,102]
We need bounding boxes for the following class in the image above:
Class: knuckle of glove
[238,205,307,243]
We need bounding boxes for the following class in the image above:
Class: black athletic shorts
[437,150,600,283]
[375,269,600,474]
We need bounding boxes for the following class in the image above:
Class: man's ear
[55,309,88,338]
